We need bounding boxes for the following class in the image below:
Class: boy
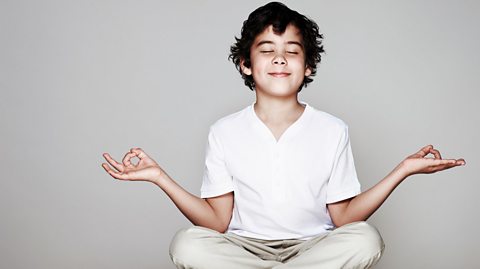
[101,2,465,268]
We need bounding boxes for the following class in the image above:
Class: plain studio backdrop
[1,0,478,268]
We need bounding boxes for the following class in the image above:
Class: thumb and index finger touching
[411,144,466,166]
[129,147,149,160]
[101,147,150,170]
[101,147,152,180]
[413,145,436,158]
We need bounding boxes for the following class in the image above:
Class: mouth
[268,72,291,78]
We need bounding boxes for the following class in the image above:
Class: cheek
[292,57,306,66]
[251,60,267,74]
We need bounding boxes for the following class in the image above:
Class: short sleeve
[326,125,361,204]
[200,126,234,198]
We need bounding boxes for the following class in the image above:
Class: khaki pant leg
[169,226,282,269]
[274,221,385,269]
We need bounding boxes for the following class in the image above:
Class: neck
[253,98,305,124]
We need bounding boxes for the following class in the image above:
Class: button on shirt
[200,101,361,240]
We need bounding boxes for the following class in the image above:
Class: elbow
[332,218,345,228]
[218,220,231,233]
[217,227,228,234]
[215,214,233,233]
[329,213,347,228]
[213,223,229,234]
[331,214,354,227]
[197,223,228,234]
[332,217,367,228]
[209,218,230,234]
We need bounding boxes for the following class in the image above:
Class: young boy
[101,2,465,268]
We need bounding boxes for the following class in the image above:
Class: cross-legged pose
[102,2,465,268]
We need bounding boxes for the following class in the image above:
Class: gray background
[1,0,478,268]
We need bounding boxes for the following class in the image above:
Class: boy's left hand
[398,145,466,178]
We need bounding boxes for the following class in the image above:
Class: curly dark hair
[229,2,325,92]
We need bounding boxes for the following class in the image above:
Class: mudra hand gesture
[398,145,466,178]
[102,148,166,184]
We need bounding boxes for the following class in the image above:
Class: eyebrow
[256,40,304,48]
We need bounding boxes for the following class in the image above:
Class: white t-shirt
[200,100,361,240]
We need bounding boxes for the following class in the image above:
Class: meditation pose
[102,2,465,268]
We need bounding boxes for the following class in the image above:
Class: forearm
[152,174,225,232]
[331,145,465,227]
[340,164,408,225]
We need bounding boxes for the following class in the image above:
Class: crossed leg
[169,226,282,269]
[169,222,384,269]
[274,221,385,269]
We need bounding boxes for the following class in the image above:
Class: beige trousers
[169,221,385,269]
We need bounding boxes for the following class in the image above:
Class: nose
[272,54,286,65]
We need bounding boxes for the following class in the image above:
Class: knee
[345,221,385,257]
[169,228,189,261]
[169,227,200,261]
[169,226,218,265]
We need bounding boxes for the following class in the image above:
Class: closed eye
[260,50,274,53]
[287,51,298,54]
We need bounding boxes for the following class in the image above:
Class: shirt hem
[326,187,361,204]
[200,185,234,198]
[226,229,328,241]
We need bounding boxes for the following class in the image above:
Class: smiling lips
[268,72,291,78]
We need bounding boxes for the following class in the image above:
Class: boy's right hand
[102,148,166,184]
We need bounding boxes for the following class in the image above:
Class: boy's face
[241,24,311,95]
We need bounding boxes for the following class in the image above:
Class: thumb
[130,147,150,160]
[410,144,433,158]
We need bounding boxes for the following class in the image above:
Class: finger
[122,152,137,167]
[431,161,461,172]
[429,148,442,159]
[130,148,149,160]
[432,165,454,173]
[101,163,130,180]
[102,153,124,172]
[413,145,433,158]
[430,158,465,167]
[456,158,466,166]
[428,158,463,172]
[430,159,457,165]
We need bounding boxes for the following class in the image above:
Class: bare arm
[102,148,233,233]
[328,145,466,227]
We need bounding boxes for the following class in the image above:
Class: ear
[240,58,252,76]
[304,66,312,77]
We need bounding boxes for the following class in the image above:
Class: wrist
[394,161,411,179]
[151,172,170,187]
